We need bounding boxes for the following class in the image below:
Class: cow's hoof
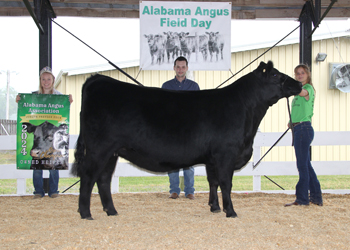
[226,212,238,218]
[210,206,221,213]
[81,216,93,220]
[107,211,118,216]
[104,207,118,216]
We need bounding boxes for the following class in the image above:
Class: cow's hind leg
[96,154,118,216]
[205,164,221,213]
[79,160,98,220]
[78,153,112,220]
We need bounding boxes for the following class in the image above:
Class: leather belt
[292,122,302,127]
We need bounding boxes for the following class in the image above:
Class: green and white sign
[16,94,70,170]
[140,1,231,70]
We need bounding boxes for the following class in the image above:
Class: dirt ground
[1,192,350,249]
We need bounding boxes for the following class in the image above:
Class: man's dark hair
[174,56,188,66]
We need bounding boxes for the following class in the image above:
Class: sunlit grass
[1,149,349,194]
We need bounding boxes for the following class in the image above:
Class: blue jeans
[33,170,59,197]
[168,167,195,196]
[293,122,322,205]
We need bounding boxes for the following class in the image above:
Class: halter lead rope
[253,97,294,170]
[51,19,143,86]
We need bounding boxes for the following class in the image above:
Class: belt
[292,122,301,127]
[292,122,306,127]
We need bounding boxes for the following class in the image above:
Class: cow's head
[163,32,179,42]
[23,121,69,169]
[254,61,302,106]
[205,31,219,41]
[163,31,173,39]
[144,34,155,47]
[177,32,190,42]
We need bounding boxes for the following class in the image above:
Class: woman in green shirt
[285,64,323,207]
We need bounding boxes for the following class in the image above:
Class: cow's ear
[23,122,36,133]
[255,61,267,75]
[266,61,274,73]
[257,61,267,70]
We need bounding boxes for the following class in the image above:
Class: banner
[140,1,231,71]
[16,94,70,170]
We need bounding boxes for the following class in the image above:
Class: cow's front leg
[167,51,171,62]
[219,174,237,218]
[97,155,118,216]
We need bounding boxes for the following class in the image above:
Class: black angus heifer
[24,121,69,170]
[72,61,302,220]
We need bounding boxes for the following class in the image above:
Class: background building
[55,31,350,163]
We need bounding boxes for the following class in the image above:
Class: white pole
[6,70,10,119]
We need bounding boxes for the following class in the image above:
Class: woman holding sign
[16,66,73,199]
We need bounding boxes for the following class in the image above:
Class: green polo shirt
[290,84,315,123]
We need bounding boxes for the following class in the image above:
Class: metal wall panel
[55,36,350,162]
[311,37,350,162]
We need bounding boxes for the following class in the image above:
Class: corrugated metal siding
[55,36,350,162]
[311,37,350,162]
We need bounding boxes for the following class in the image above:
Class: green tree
[0,86,18,119]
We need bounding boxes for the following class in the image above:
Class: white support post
[111,176,119,194]
[253,175,262,191]
[17,178,26,195]
[252,130,262,191]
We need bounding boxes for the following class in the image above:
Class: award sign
[16,94,70,170]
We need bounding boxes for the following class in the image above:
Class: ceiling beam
[0,0,350,19]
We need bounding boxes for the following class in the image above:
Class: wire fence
[0,119,16,135]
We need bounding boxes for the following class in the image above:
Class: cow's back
[80,74,253,171]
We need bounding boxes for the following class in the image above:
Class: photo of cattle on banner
[24,121,69,170]
[17,93,71,171]
[143,31,224,65]
[73,61,302,220]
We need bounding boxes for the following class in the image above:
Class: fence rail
[1,131,350,195]
[0,119,16,135]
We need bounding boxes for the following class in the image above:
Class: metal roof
[1,0,350,19]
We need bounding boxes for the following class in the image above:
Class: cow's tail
[71,134,85,177]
